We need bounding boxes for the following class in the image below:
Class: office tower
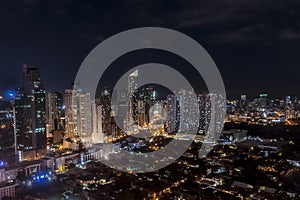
[285,95,291,106]
[64,85,103,147]
[91,104,104,143]
[137,100,146,127]
[198,93,211,134]
[46,92,63,135]
[259,93,268,109]
[64,89,77,138]
[177,89,198,133]
[207,93,217,142]
[241,95,246,101]
[128,70,138,95]
[113,89,127,131]
[77,92,93,144]
[199,93,224,144]
[98,89,111,137]
[127,70,138,130]
[239,94,247,110]
[285,96,298,120]
[65,86,103,145]
[167,95,180,133]
[15,66,46,152]
[136,86,156,127]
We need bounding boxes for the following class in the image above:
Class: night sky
[0,0,300,99]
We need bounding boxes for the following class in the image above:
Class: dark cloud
[173,0,300,43]
[280,29,300,40]
[0,0,299,99]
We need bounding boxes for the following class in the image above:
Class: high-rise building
[241,95,246,101]
[199,93,224,144]
[206,93,217,142]
[98,89,111,137]
[177,89,198,133]
[167,95,180,133]
[136,86,156,127]
[65,86,103,146]
[113,89,127,131]
[64,89,76,138]
[198,93,211,134]
[15,66,47,153]
[239,94,247,110]
[77,92,93,143]
[137,100,145,127]
[259,93,268,109]
[46,92,63,135]
[127,70,138,130]
[128,70,138,95]
[91,104,104,143]
[285,95,291,106]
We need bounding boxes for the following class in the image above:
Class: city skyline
[2,64,300,101]
[0,1,300,199]
[0,60,299,200]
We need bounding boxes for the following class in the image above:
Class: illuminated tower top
[128,69,138,95]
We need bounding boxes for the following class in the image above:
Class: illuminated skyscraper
[46,92,63,136]
[98,89,111,137]
[64,86,104,145]
[285,95,291,106]
[15,66,46,152]
[198,93,211,134]
[77,92,93,143]
[91,104,104,143]
[126,70,138,131]
[64,89,76,138]
[239,94,247,110]
[128,70,138,95]
[177,89,198,133]
[207,93,217,142]
[259,93,268,109]
[135,86,156,127]
[167,95,179,133]
[241,95,246,101]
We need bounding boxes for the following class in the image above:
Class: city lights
[0,1,299,198]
